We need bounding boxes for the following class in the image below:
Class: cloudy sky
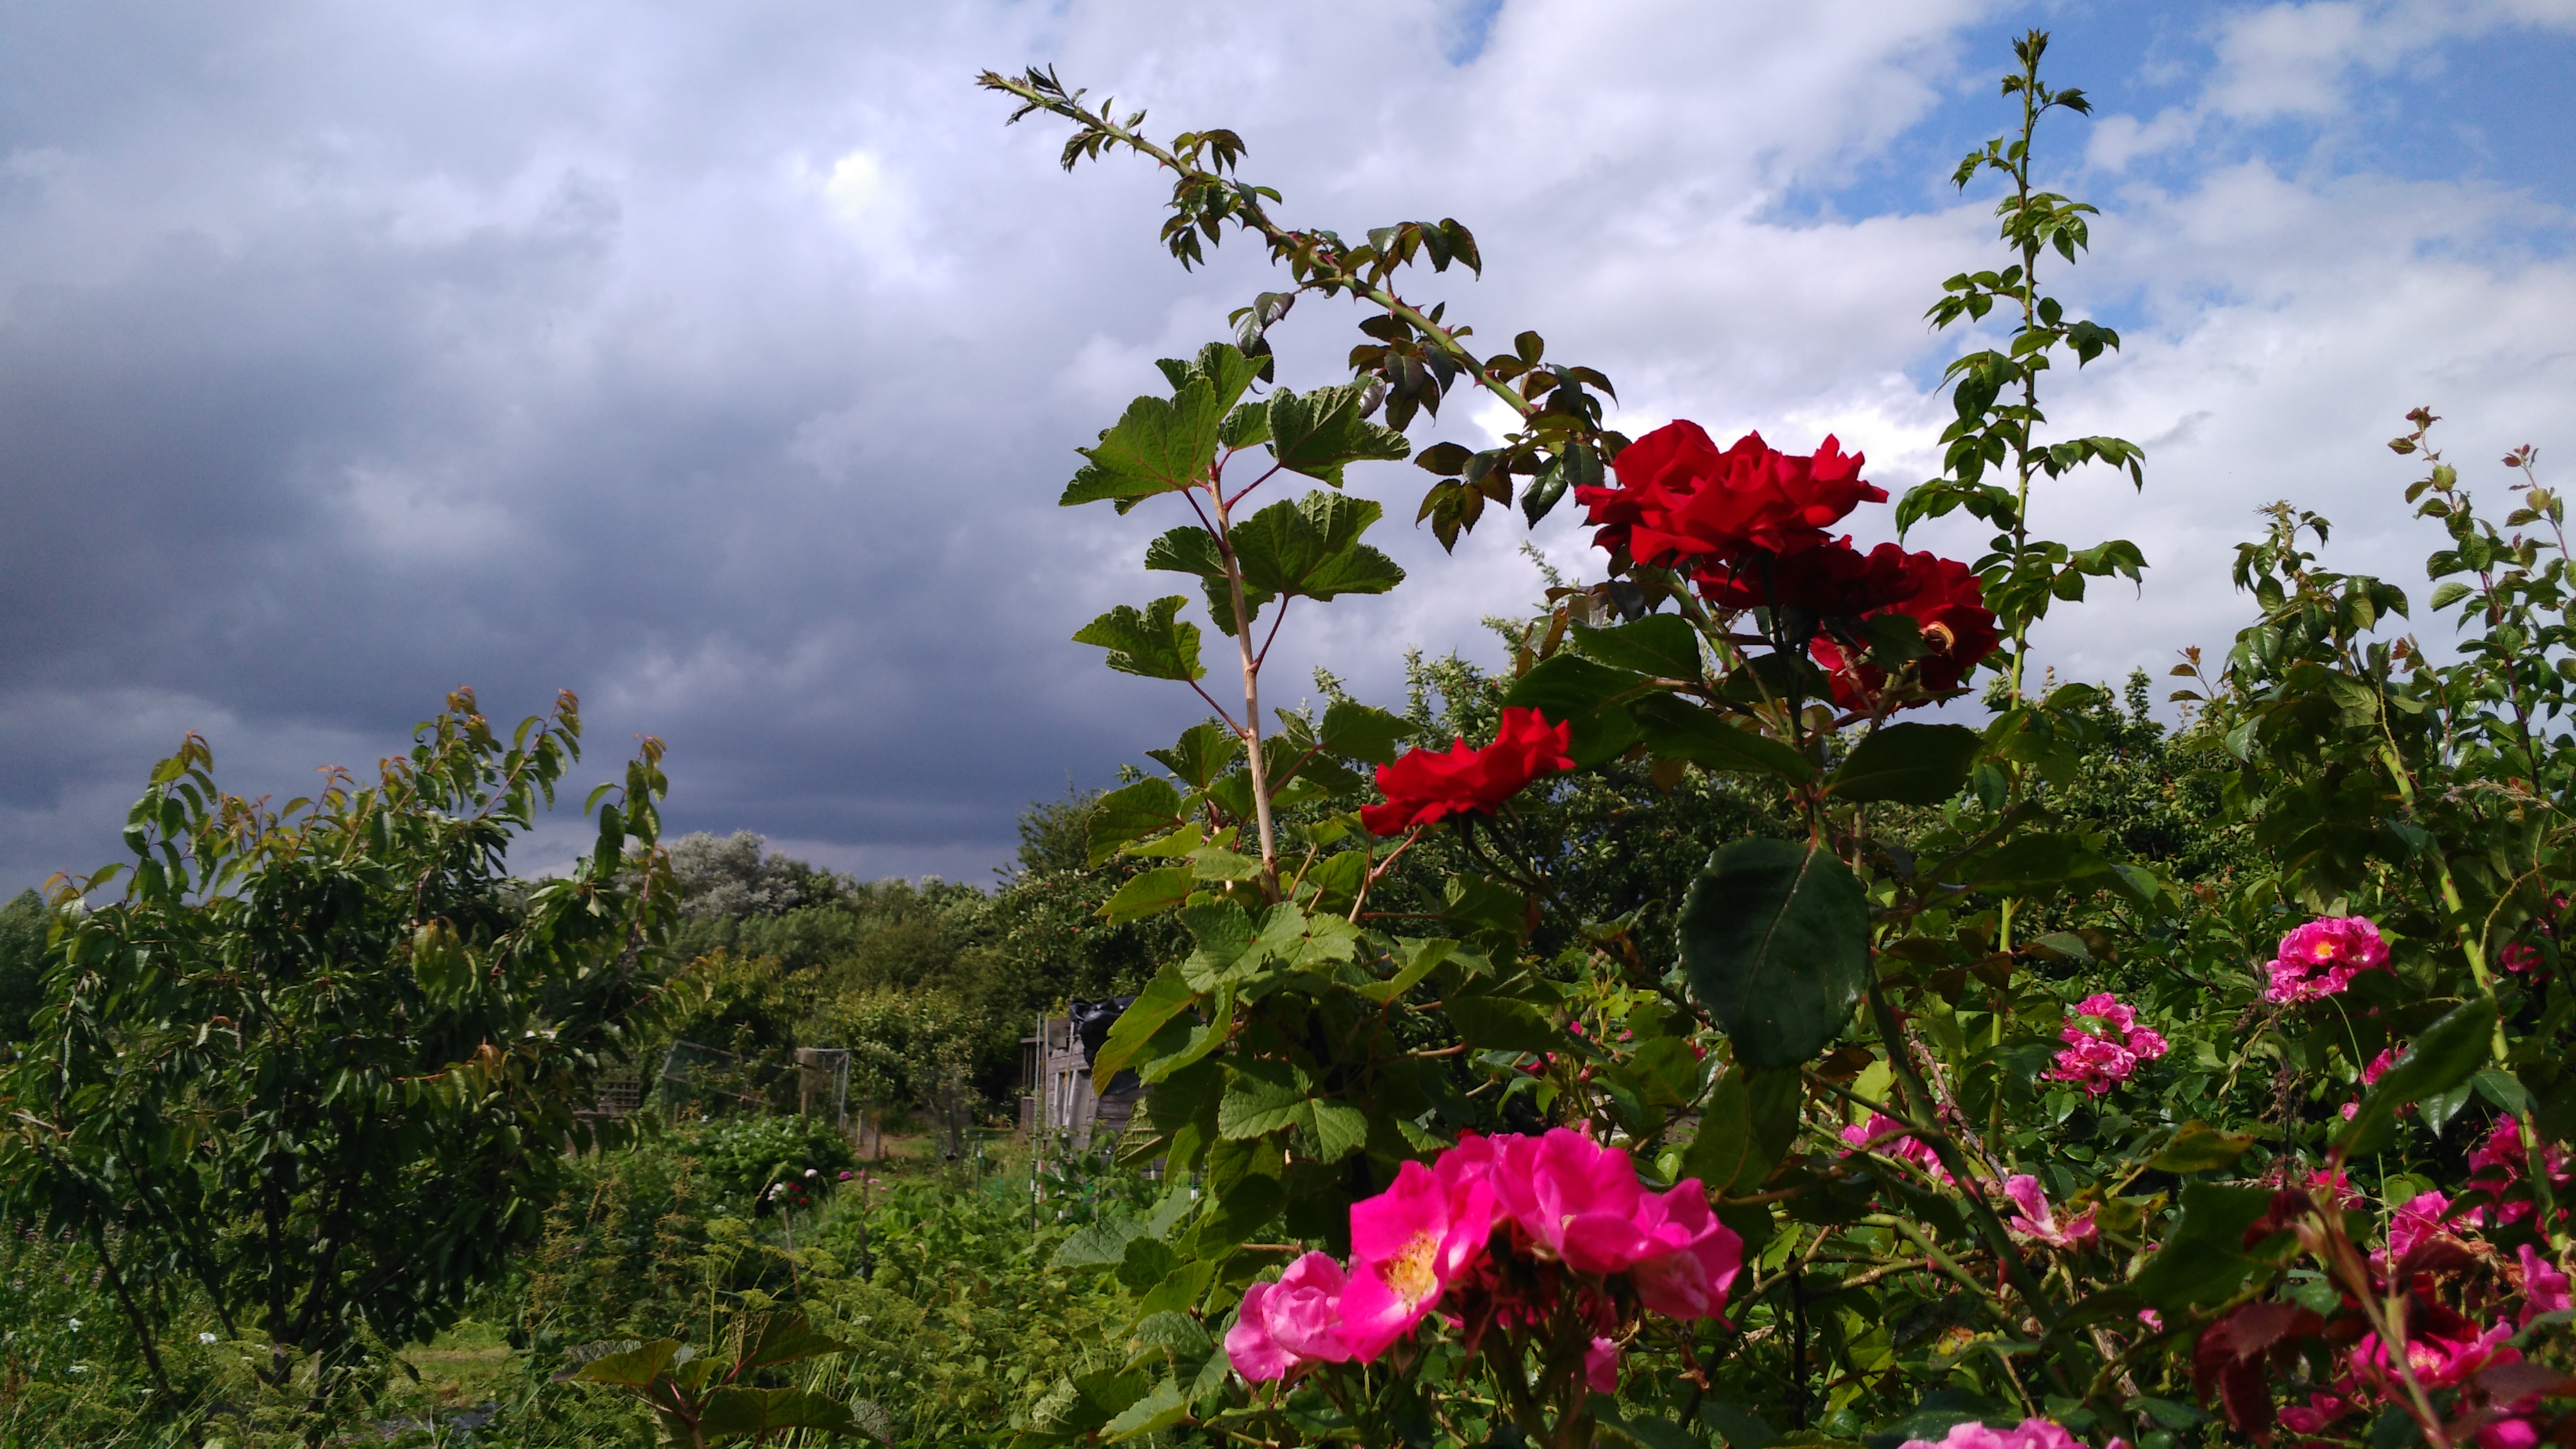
[1,0,2570,892]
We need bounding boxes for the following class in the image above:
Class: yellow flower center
[1379,1231,1440,1307]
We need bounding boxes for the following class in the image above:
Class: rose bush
[948,30,2576,1449]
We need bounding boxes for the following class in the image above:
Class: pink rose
[2265,916,2390,1004]
[2381,1191,2453,1268]
[2519,1243,2572,1326]
[1485,1129,1659,1275]
[2001,1175,2097,1251]
[2349,1318,2516,1392]
[2045,992,2165,1094]
[1342,1158,1497,1360]
[1584,1335,1620,1393]
[1223,1252,1353,1382]
[1898,1417,2120,1449]
[1838,1113,1953,1184]
[1624,1180,1744,1319]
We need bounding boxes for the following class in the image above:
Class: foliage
[686,1116,858,1208]
[563,1311,868,1446]
[977,30,2576,1449]
[0,890,47,1045]
[0,689,678,1415]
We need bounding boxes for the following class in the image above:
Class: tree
[0,887,48,1043]
[0,689,678,1417]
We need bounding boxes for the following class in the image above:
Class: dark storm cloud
[1,0,2569,892]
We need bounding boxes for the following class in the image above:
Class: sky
[0,0,2570,892]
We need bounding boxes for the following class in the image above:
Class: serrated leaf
[697,1387,860,1439]
[1229,491,1406,618]
[1362,937,1455,1004]
[1062,348,1259,509]
[1315,699,1416,764]
[1218,1062,1312,1139]
[1097,866,1195,924]
[1088,778,1187,866]
[1311,1100,1369,1162]
[1074,597,1206,682]
[567,1338,678,1387]
[1092,963,1200,1084]
[1144,525,1226,580]
[1147,722,1241,789]
[733,1314,854,1371]
[1445,994,1565,1055]
[1680,1067,1800,1194]
[1679,840,1869,1070]
[1265,382,1411,485]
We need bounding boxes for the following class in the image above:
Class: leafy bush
[686,1115,857,1209]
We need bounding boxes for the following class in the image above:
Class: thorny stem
[1860,986,2068,1343]
[981,74,1548,432]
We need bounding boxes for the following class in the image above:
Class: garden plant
[0,27,2568,1449]
[967,29,2576,1449]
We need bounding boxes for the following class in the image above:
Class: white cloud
[0,0,2570,887]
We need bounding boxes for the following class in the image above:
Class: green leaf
[1572,615,1704,679]
[1500,653,1646,767]
[697,1387,860,1440]
[1231,491,1406,605]
[1311,1100,1370,1162]
[1361,938,1455,1004]
[1055,1217,1148,1270]
[1315,700,1416,764]
[2340,999,2499,1153]
[567,1338,679,1388]
[1074,597,1205,682]
[1101,1378,1188,1440]
[1061,348,1258,509]
[1143,525,1226,580]
[1264,383,1411,485]
[1175,901,1262,987]
[2148,1121,2257,1174]
[1631,695,1813,782]
[1097,866,1196,924]
[1677,840,1869,1070]
[1250,902,1360,974]
[2127,1182,2285,1311]
[1147,722,1241,789]
[1828,724,1983,805]
[1187,845,1259,882]
[1093,964,1199,1083]
[1682,1067,1801,1194]
[1117,1236,1180,1291]
[733,1314,855,1371]
[1087,779,1187,866]
[1953,833,2103,891]
[2429,580,2472,611]
[1218,1061,1313,1139]
[1446,994,1565,1055]
[1130,1311,1214,1361]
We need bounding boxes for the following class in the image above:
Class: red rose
[1361,707,1575,836]
[1809,551,2001,708]
[1694,538,1916,618]
[1577,423,1885,569]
